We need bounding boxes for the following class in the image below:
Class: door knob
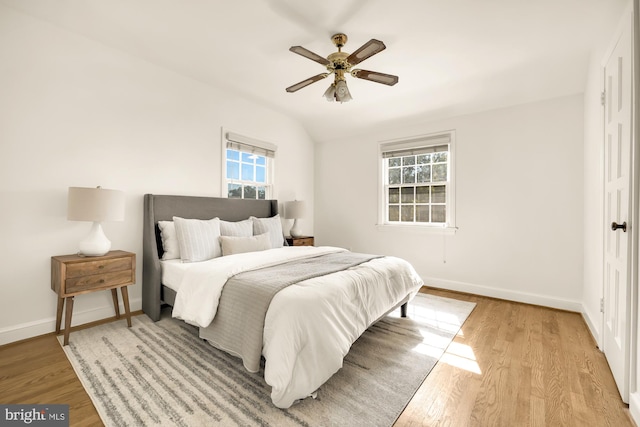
[611,221,627,232]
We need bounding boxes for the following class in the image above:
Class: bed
[142,194,423,408]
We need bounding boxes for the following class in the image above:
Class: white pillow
[251,215,284,249]
[173,216,222,262]
[220,219,253,237]
[158,220,180,260]
[219,233,271,256]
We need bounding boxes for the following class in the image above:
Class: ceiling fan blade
[352,69,399,86]
[286,73,330,93]
[346,39,386,65]
[289,46,331,66]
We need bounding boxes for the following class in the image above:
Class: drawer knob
[98,265,105,269]
[99,279,105,283]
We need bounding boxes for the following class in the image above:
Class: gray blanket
[199,251,381,372]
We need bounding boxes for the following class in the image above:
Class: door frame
[631,0,640,408]
[632,0,640,403]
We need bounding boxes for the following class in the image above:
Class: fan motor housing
[327,51,350,70]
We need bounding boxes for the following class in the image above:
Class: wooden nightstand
[51,250,136,345]
[286,236,314,246]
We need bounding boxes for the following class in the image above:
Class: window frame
[377,131,457,234]
[221,130,276,200]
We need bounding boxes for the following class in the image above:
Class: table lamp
[67,186,125,256]
[285,200,306,237]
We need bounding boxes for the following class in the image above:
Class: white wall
[0,5,315,344]
[315,95,584,310]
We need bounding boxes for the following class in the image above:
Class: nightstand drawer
[291,237,313,246]
[65,270,133,294]
[66,257,132,278]
[286,236,314,246]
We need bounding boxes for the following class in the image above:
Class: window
[379,131,455,229]
[223,131,276,199]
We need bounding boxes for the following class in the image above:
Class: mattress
[160,259,193,292]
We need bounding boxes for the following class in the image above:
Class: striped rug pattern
[61,293,475,426]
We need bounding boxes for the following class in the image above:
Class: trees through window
[223,131,276,200]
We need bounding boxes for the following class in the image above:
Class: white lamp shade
[284,200,306,219]
[67,187,125,222]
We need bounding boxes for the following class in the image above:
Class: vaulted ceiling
[1,0,629,142]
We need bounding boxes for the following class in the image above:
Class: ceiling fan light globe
[323,84,336,102]
[335,80,352,102]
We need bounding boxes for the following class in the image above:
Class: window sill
[376,224,458,235]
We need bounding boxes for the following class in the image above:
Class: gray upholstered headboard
[142,194,278,321]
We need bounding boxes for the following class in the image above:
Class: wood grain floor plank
[1,289,635,427]
[395,288,634,427]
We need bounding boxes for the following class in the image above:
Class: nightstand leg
[111,288,120,319]
[63,296,74,346]
[55,297,64,334]
[120,286,132,327]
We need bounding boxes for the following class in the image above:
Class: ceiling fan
[286,33,399,103]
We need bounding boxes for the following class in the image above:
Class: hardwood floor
[0,329,102,426]
[0,289,634,426]
[396,288,635,427]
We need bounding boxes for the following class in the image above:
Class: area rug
[60,293,475,427]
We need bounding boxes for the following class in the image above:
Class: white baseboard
[0,298,142,346]
[422,276,583,312]
[629,392,640,425]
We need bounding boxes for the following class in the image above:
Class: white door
[603,16,633,403]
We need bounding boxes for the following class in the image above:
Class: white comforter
[171,246,423,408]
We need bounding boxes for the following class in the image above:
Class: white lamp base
[290,219,303,237]
[78,222,111,256]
